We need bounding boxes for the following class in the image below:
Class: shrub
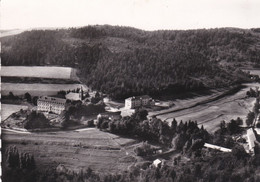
[134,142,156,156]
[24,92,32,102]
[246,112,255,126]
[86,120,95,127]
[24,111,50,129]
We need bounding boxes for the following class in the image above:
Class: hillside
[2,25,260,99]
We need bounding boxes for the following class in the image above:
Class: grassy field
[1,83,86,96]
[1,104,28,121]
[1,76,80,84]
[1,66,77,80]
[2,128,141,173]
[155,83,258,133]
[1,66,88,96]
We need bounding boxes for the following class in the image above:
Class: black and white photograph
[1,0,260,181]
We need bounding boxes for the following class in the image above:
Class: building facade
[37,96,66,114]
[125,95,154,109]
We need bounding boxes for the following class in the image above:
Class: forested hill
[2,25,260,99]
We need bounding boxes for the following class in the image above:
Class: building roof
[153,159,162,166]
[247,128,256,150]
[65,92,81,101]
[38,96,66,104]
[126,95,151,100]
[204,143,232,152]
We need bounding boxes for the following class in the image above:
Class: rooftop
[65,92,81,101]
[153,159,162,165]
[38,96,66,104]
[247,128,256,150]
[126,95,151,100]
[204,143,232,152]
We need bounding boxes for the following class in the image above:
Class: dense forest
[2,25,260,99]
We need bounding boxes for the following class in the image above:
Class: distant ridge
[1,25,259,99]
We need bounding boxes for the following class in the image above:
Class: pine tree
[6,146,20,168]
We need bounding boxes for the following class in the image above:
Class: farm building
[37,96,66,114]
[125,95,155,109]
[152,159,164,168]
[247,128,256,155]
[204,143,232,152]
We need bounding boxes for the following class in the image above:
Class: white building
[247,128,256,155]
[153,159,162,168]
[204,143,232,152]
[125,95,154,109]
[37,96,66,114]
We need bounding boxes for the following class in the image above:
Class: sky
[1,0,260,31]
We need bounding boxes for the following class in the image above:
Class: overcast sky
[1,0,260,30]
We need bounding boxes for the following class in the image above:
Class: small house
[153,159,162,168]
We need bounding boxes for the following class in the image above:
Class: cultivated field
[1,83,87,96]
[1,104,28,121]
[2,128,140,173]
[1,66,78,80]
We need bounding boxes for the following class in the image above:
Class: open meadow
[1,66,88,97]
[2,128,140,173]
[1,66,78,80]
[1,83,87,96]
[154,83,258,133]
